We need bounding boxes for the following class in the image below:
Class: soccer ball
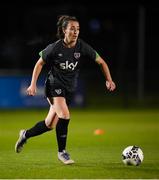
[122,145,144,166]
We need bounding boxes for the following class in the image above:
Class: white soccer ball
[122,145,144,166]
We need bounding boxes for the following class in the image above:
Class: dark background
[0,1,159,108]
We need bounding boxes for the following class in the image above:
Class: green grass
[0,108,159,179]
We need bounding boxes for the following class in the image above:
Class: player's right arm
[26,58,45,96]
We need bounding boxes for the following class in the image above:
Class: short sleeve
[80,39,98,61]
[39,43,55,64]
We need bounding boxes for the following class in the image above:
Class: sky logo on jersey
[60,61,78,71]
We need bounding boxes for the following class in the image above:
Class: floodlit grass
[0,108,159,179]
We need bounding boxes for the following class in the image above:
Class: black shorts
[44,79,74,106]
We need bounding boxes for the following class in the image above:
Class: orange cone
[94,129,105,135]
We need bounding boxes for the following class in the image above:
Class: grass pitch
[0,108,159,179]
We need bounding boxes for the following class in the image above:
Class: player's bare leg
[45,97,59,129]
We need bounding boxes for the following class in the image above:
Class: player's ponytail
[56,15,78,39]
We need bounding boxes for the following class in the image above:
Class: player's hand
[26,85,37,96]
[106,80,116,91]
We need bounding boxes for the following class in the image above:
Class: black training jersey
[39,39,97,92]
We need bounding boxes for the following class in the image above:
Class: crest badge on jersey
[74,52,80,59]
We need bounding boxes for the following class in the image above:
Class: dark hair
[56,15,78,39]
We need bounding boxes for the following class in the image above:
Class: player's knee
[47,125,53,129]
[45,119,53,129]
[58,112,70,119]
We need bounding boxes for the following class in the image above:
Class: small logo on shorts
[58,53,63,57]
[55,89,62,95]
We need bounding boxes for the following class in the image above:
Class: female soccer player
[15,15,116,165]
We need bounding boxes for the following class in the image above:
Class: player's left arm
[96,55,116,91]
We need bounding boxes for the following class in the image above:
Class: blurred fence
[0,74,85,108]
[0,69,159,109]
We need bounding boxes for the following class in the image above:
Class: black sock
[25,120,51,139]
[56,118,70,152]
